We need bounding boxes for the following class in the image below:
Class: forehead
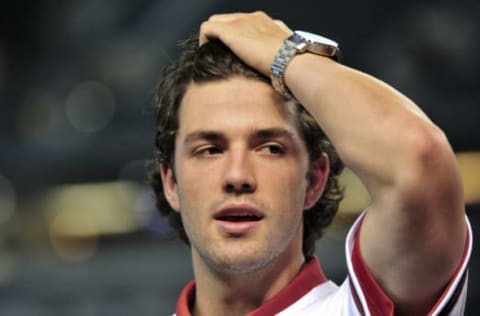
[177,77,300,136]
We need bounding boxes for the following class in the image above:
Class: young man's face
[161,77,328,274]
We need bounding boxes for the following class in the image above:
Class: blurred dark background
[0,0,478,315]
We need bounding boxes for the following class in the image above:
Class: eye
[195,145,223,156]
[259,143,285,155]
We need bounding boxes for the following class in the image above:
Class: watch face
[295,30,338,47]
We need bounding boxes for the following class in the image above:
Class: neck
[191,250,305,316]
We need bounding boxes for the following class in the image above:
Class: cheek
[175,163,219,206]
[265,166,309,208]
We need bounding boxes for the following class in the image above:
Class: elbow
[406,122,453,171]
[396,119,461,202]
[409,123,447,159]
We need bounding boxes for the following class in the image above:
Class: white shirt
[174,213,472,315]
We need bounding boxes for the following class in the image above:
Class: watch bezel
[291,30,340,61]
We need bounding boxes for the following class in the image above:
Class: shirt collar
[175,256,327,316]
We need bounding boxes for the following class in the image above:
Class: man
[150,11,472,315]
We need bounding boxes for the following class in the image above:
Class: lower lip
[216,220,260,235]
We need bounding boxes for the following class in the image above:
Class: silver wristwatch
[271,31,340,101]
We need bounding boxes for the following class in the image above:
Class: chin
[206,247,281,275]
[215,258,270,275]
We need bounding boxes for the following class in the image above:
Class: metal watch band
[270,31,340,102]
[270,36,298,101]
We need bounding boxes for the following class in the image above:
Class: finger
[208,12,247,23]
[200,14,244,46]
[199,20,230,46]
[199,21,213,46]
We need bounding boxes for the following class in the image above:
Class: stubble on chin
[201,248,276,276]
[194,229,300,277]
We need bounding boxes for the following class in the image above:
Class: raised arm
[286,47,466,315]
[199,11,467,314]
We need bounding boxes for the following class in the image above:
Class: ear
[304,153,330,210]
[160,164,180,212]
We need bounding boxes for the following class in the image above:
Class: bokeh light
[66,81,115,133]
[49,210,99,263]
[42,181,142,262]
[117,159,148,183]
[16,92,63,144]
[337,168,371,215]
[135,188,172,236]
[0,247,14,284]
[0,174,16,225]
[457,152,480,204]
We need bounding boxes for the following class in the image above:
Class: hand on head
[199,11,292,76]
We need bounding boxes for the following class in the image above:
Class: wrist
[270,31,340,102]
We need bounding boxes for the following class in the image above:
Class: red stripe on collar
[175,256,328,316]
[175,281,195,316]
[247,256,328,315]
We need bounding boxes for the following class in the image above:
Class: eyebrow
[251,128,296,143]
[183,131,226,146]
[183,128,297,146]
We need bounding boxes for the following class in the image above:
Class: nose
[223,149,257,195]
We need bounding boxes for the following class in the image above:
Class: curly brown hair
[149,36,344,257]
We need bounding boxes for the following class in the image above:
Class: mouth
[214,206,264,223]
[215,214,263,222]
[214,206,264,235]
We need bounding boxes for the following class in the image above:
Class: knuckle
[208,14,218,22]
[254,10,272,20]
[253,10,267,17]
